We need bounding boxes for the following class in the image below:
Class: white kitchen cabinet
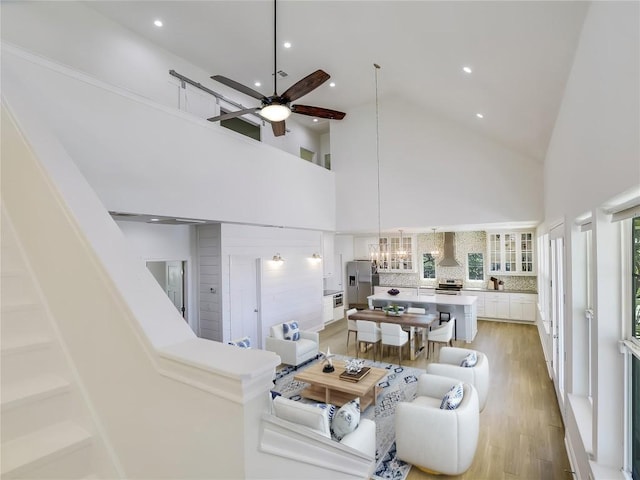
[322,232,334,277]
[377,235,416,273]
[509,293,537,321]
[322,295,333,323]
[484,292,510,319]
[487,231,536,275]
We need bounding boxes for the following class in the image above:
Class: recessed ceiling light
[313,118,318,122]
[476,113,484,119]
[329,82,336,87]
[463,66,472,74]
[150,218,160,222]
[283,42,292,49]
[254,81,261,87]
[154,19,163,27]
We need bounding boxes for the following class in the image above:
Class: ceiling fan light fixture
[261,103,291,122]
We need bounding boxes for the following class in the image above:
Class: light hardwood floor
[318,318,573,480]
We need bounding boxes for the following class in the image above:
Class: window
[324,154,331,170]
[422,253,436,279]
[467,253,484,281]
[220,109,261,141]
[300,147,315,163]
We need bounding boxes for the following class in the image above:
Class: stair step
[1,303,47,338]
[2,374,71,411]
[1,334,52,355]
[1,270,36,304]
[1,421,93,478]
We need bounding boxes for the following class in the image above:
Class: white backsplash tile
[379,230,537,292]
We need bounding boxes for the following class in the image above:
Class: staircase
[1,211,119,479]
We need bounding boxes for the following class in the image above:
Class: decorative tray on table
[339,367,371,383]
[382,305,405,316]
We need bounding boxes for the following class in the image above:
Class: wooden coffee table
[293,360,388,410]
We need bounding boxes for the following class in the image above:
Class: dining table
[349,309,439,360]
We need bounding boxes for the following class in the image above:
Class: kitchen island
[366,293,478,342]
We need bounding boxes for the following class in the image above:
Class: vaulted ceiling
[87,1,589,163]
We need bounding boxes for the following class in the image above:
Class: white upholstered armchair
[395,373,479,475]
[265,322,319,367]
[426,346,490,411]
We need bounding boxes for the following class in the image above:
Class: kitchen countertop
[323,289,343,296]
[369,293,478,306]
[462,287,538,294]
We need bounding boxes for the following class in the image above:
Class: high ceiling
[88,1,588,162]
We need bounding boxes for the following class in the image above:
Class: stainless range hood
[438,232,461,267]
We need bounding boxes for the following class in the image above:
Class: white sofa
[265,322,319,367]
[271,396,376,458]
[426,346,490,411]
[395,373,479,475]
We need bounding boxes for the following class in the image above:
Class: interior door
[147,259,187,321]
[166,261,185,318]
[550,226,565,406]
[229,256,261,346]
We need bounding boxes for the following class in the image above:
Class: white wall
[544,3,640,223]
[2,46,335,231]
[117,221,198,332]
[332,95,543,234]
[541,2,639,477]
[221,224,324,347]
[0,1,322,159]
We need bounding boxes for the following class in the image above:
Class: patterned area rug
[273,355,422,480]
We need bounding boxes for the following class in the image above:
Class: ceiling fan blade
[281,70,330,102]
[291,104,346,120]
[211,75,266,101]
[207,108,260,123]
[271,121,286,137]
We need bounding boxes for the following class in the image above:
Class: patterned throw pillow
[331,398,360,440]
[282,321,300,341]
[440,383,464,410]
[314,403,337,424]
[228,336,251,348]
[460,351,478,367]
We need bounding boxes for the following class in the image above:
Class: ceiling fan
[206,0,345,137]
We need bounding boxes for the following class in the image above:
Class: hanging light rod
[373,63,382,270]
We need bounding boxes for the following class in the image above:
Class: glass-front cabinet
[487,231,535,275]
[377,235,415,272]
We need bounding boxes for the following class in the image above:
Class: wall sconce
[311,253,322,263]
[272,253,284,264]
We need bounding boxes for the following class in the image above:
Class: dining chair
[356,320,381,361]
[345,308,358,353]
[426,317,455,360]
[380,322,409,365]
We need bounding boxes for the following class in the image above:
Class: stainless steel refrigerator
[346,261,379,308]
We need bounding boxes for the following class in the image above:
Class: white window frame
[467,252,485,281]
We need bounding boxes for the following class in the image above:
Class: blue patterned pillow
[460,351,477,367]
[331,398,360,440]
[313,403,337,424]
[228,336,251,348]
[282,321,300,341]
[440,383,464,410]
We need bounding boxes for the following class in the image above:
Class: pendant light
[430,228,440,257]
[397,229,408,259]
